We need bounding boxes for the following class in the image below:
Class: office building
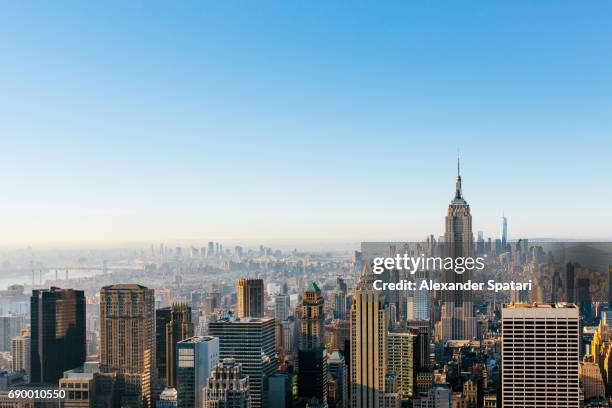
[0,315,24,352]
[580,356,605,401]
[236,279,264,318]
[333,278,347,319]
[100,284,155,407]
[176,336,219,408]
[297,282,327,404]
[500,214,508,246]
[387,330,417,400]
[156,303,194,387]
[274,294,290,321]
[11,328,29,374]
[501,303,579,407]
[59,365,104,408]
[327,350,347,408]
[203,358,250,408]
[268,373,293,408]
[412,270,430,321]
[350,263,390,408]
[208,317,276,408]
[30,287,86,385]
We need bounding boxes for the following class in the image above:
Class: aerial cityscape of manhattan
[1,2,612,408]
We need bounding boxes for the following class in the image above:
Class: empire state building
[440,159,477,341]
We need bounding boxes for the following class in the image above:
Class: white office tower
[203,358,250,408]
[502,303,580,407]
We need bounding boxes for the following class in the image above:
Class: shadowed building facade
[156,302,193,387]
[297,282,328,405]
[30,287,86,385]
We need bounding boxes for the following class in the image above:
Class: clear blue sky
[1,2,611,246]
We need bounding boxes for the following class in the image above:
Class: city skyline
[1,2,612,245]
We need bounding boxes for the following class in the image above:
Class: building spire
[455,155,462,199]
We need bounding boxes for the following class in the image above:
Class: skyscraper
[156,303,194,387]
[566,262,576,303]
[500,214,508,246]
[297,282,328,404]
[334,278,348,319]
[30,287,86,385]
[501,303,579,407]
[203,358,250,408]
[11,328,29,374]
[327,350,347,408]
[274,294,290,321]
[351,263,389,408]
[0,315,24,352]
[440,159,476,341]
[412,269,430,321]
[236,278,264,318]
[100,284,155,407]
[208,317,277,408]
[608,264,612,309]
[387,330,417,401]
[176,336,219,408]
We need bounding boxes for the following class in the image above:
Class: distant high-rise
[566,262,576,303]
[502,303,579,407]
[0,315,24,352]
[274,294,290,321]
[208,317,277,408]
[11,328,29,374]
[351,263,390,408]
[297,282,328,404]
[30,287,86,385]
[203,358,250,408]
[156,303,194,387]
[441,159,476,341]
[608,264,612,308]
[175,336,219,408]
[412,270,430,321]
[500,214,508,246]
[237,278,264,318]
[100,284,155,408]
[334,278,348,319]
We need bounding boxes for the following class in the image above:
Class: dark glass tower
[156,302,193,387]
[30,287,86,385]
[297,282,328,404]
